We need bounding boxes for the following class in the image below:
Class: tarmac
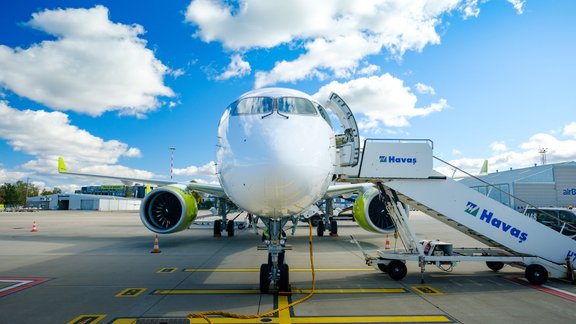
[0,210,575,324]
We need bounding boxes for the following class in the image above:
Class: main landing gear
[259,218,291,293]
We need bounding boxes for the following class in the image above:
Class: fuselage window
[230,97,273,115]
[278,97,318,115]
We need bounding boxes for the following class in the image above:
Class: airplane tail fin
[480,160,488,175]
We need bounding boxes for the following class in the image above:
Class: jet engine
[353,188,396,233]
[140,184,198,234]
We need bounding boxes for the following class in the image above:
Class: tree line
[0,181,62,206]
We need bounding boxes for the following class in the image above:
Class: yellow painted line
[278,295,291,324]
[111,320,138,324]
[116,315,452,323]
[153,289,262,295]
[183,268,375,272]
[184,268,259,272]
[152,288,406,295]
[157,267,178,273]
[289,315,453,323]
[67,314,106,324]
[411,286,443,295]
[115,288,147,297]
[292,288,406,294]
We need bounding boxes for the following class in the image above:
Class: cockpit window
[229,97,273,115]
[278,97,318,115]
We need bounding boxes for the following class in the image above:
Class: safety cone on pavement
[31,221,38,232]
[151,234,161,253]
[385,233,391,250]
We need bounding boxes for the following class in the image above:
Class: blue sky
[0,0,575,192]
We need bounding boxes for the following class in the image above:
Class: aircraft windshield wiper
[261,111,274,119]
[276,110,289,119]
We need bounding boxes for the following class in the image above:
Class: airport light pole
[169,147,176,180]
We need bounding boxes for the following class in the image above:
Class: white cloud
[0,169,28,183]
[507,0,526,14]
[186,0,483,87]
[0,6,173,117]
[313,74,448,130]
[216,54,251,80]
[0,101,151,179]
[173,161,216,176]
[358,64,380,76]
[414,82,436,95]
[437,123,576,177]
[563,122,576,138]
[459,0,480,19]
[490,141,508,153]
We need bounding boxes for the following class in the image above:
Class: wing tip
[58,157,67,173]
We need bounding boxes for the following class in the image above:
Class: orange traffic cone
[385,233,391,250]
[151,234,161,253]
[31,221,38,232]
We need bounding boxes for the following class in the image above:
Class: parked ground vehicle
[524,207,576,237]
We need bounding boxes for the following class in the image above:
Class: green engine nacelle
[353,188,396,234]
[140,184,198,234]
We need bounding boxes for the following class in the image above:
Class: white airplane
[58,87,396,292]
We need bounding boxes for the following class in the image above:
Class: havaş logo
[379,155,417,165]
[465,201,528,243]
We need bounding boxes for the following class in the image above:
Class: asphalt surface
[0,210,575,323]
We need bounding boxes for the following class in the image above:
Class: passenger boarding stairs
[339,139,576,272]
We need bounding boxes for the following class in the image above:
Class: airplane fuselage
[216,88,336,218]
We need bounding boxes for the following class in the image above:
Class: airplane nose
[218,115,335,217]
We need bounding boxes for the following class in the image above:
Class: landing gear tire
[227,220,235,237]
[317,221,325,237]
[330,220,338,236]
[279,264,290,292]
[259,263,270,293]
[387,260,407,281]
[525,264,548,285]
[213,220,221,237]
[486,261,505,272]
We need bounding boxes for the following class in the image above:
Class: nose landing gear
[259,218,291,293]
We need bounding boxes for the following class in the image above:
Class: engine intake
[353,188,396,233]
[140,184,198,234]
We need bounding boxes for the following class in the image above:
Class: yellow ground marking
[287,315,452,323]
[67,314,106,324]
[114,315,452,323]
[153,288,406,295]
[278,295,292,324]
[115,288,147,297]
[153,289,262,295]
[411,286,443,295]
[183,268,375,272]
[291,288,406,294]
[157,267,178,273]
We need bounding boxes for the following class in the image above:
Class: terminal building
[459,161,576,211]
[76,185,149,198]
[26,185,150,211]
[27,194,141,211]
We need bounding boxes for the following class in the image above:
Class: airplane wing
[57,157,226,197]
[324,182,373,198]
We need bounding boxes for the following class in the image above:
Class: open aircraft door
[326,93,361,167]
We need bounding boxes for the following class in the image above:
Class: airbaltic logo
[379,155,417,165]
[465,201,528,243]
[563,188,576,195]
